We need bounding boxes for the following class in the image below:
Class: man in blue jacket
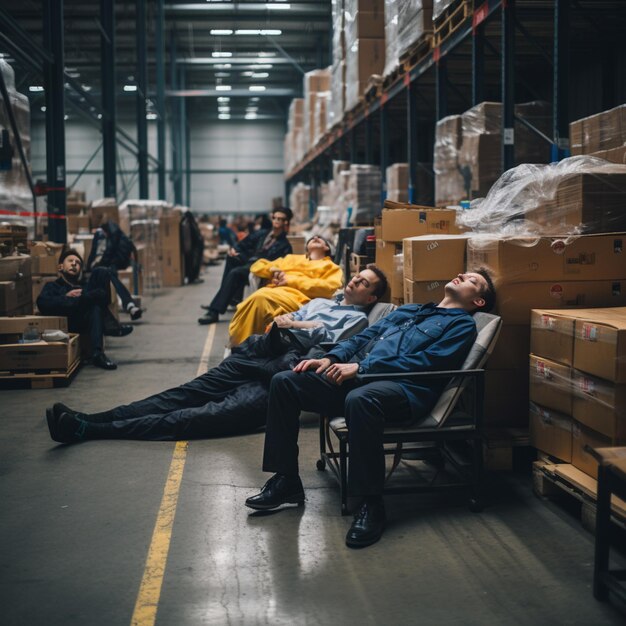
[245,269,496,548]
[199,207,293,325]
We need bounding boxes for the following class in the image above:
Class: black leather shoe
[198,310,219,325]
[200,304,211,310]
[104,324,134,337]
[245,474,305,511]
[53,412,88,444]
[92,352,118,370]
[52,402,75,421]
[345,499,386,548]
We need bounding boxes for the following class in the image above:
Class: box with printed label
[530,309,577,365]
[381,207,460,242]
[0,333,80,372]
[529,355,572,415]
[0,315,67,339]
[403,234,468,281]
[497,280,626,325]
[375,239,401,296]
[572,421,611,479]
[466,233,626,283]
[573,310,626,383]
[404,278,446,305]
[572,369,626,441]
[529,403,573,463]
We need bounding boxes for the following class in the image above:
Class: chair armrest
[358,368,484,381]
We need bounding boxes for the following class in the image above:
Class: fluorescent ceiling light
[242,71,254,77]
[218,113,231,120]
[123,84,138,92]
[218,105,230,111]
[97,113,103,119]
[253,64,273,69]
[235,29,282,35]
[249,85,266,92]
[217,96,230,102]
[40,106,46,112]
[266,3,290,9]
[64,115,69,120]
[82,84,92,92]
[245,113,258,119]
[252,72,269,78]
[216,85,232,91]
[250,97,260,102]
[146,112,158,120]
[210,29,233,35]
[215,72,230,78]
[29,85,44,92]
[257,51,276,57]
[215,63,232,69]
[212,51,232,58]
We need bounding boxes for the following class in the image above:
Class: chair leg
[317,414,327,471]
[469,435,485,512]
[340,437,349,516]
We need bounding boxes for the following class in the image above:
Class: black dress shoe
[200,304,211,310]
[53,412,88,444]
[245,474,305,511]
[52,402,76,421]
[104,324,134,337]
[345,499,386,548]
[92,352,118,370]
[198,310,219,325]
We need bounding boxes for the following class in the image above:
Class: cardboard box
[287,235,306,255]
[375,239,401,281]
[390,253,404,301]
[403,234,467,281]
[381,207,460,242]
[0,315,68,344]
[158,215,183,287]
[0,255,32,281]
[529,355,572,415]
[66,214,91,235]
[117,268,143,297]
[488,324,530,370]
[572,421,611,479]
[529,403,573,463]
[530,309,577,366]
[404,278,446,305]
[573,311,626,383]
[90,200,120,227]
[467,233,626,284]
[496,280,626,325]
[572,369,626,441]
[31,255,60,276]
[0,333,80,372]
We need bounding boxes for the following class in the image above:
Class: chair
[316,312,502,515]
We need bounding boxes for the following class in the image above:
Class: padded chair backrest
[430,312,502,427]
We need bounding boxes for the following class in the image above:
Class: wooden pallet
[433,0,473,48]
[533,460,626,532]
[400,34,434,72]
[483,428,531,471]
[0,357,81,389]
[363,78,383,104]
[382,64,406,91]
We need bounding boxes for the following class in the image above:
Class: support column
[100,0,117,199]
[364,115,373,165]
[349,130,357,163]
[170,30,183,205]
[407,81,418,204]
[43,0,66,243]
[136,0,148,198]
[155,0,167,199]
[380,103,389,201]
[472,21,485,105]
[436,57,448,121]
[553,0,570,160]
[502,0,515,171]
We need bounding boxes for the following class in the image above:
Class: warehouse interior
[2,1,626,624]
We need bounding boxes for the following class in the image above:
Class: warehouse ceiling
[0,0,332,123]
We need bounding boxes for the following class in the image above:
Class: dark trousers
[208,256,252,314]
[107,267,134,309]
[67,267,117,356]
[85,340,299,441]
[262,370,412,497]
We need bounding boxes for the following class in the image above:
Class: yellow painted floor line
[131,324,216,626]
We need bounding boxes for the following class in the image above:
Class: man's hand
[66,289,82,297]
[293,357,332,374]
[274,313,294,328]
[324,362,359,385]
[271,271,287,287]
[227,247,239,257]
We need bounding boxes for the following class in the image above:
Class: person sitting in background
[218,218,238,248]
[245,269,496,549]
[228,235,343,346]
[249,213,272,235]
[199,207,293,325]
[86,221,143,320]
[45,266,388,443]
[37,249,134,370]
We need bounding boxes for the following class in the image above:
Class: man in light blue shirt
[46,266,388,443]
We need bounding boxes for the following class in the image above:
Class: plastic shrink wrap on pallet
[433,0,456,20]
[397,0,434,59]
[348,164,382,223]
[434,115,465,205]
[0,60,32,233]
[456,156,626,237]
[289,182,311,224]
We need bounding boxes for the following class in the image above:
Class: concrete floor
[1,262,624,625]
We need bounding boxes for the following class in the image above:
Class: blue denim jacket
[326,303,477,419]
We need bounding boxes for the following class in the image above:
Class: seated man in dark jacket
[45,266,388,443]
[245,269,496,549]
[199,207,293,325]
[37,249,133,371]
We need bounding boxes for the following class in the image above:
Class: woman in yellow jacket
[228,235,343,346]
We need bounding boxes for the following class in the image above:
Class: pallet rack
[285,0,626,213]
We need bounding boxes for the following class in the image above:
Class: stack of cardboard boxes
[66,190,91,237]
[303,69,331,154]
[434,115,465,205]
[344,0,386,111]
[529,307,626,480]
[570,104,626,164]
[284,99,305,173]
[0,255,33,317]
[29,241,64,310]
[330,0,347,131]
[348,164,383,224]
[289,182,312,224]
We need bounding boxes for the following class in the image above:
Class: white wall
[31,117,285,214]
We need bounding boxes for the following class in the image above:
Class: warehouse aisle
[1,262,624,625]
